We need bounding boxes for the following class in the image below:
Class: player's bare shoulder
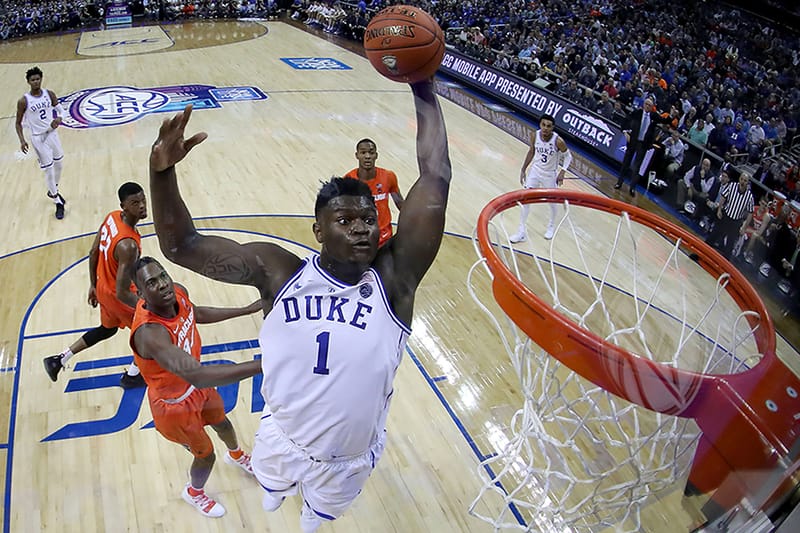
[245,241,305,296]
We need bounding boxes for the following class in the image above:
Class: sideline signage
[105,1,133,26]
[439,48,627,163]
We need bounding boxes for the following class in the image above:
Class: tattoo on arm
[202,254,254,283]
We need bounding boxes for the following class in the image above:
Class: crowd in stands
[145,0,278,20]
[0,1,277,38]
[0,1,102,38]
[3,0,799,299]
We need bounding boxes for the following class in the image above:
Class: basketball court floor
[0,20,798,532]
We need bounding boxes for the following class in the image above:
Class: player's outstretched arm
[149,105,302,293]
[391,80,452,287]
[195,299,263,324]
[133,324,262,388]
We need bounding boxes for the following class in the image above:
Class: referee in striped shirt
[707,171,755,258]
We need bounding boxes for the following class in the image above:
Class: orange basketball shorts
[97,290,135,329]
[149,387,226,458]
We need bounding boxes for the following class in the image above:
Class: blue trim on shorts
[305,500,335,521]
[259,480,296,493]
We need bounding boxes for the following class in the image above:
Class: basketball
[363,5,445,84]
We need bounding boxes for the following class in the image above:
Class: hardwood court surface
[0,20,797,532]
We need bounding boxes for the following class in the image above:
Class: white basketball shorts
[251,414,386,521]
[31,130,64,168]
[524,170,557,189]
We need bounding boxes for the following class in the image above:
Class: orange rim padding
[477,189,800,501]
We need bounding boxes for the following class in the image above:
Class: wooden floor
[0,20,797,533]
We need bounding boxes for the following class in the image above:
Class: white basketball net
[467,197,763,532]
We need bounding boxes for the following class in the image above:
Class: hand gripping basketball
[363,5,445,84]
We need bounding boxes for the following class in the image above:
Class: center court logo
[84,38,162,49]
[60,84,268,128]
[71,86,169,127]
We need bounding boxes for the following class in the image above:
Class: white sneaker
[509,231,527,243]
[544,224,555,240]
[181,484,226,518]
[224,450,254,475]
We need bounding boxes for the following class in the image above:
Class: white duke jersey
[527,130,560,180]
[258,254,410,460]
[23,90,54,135]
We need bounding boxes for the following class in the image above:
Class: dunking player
[15,66,67,219]
[344,138,404,247]
[510,114,572,242]
[44,182,148,388]
[130,257,263,518]
[147,79,451,532]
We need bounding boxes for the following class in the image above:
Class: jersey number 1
[313,331,330,375]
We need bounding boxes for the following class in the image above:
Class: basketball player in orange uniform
[44,182,148,388]
[344,138,404,246]
[130,256,263,518]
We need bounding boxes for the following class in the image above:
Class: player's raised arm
[391,80,452,286]
[149,105,301,295]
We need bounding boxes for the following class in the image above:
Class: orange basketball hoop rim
[476,189,800,497]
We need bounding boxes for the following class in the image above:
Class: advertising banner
[105,1,133,26]
[439,48,627,163]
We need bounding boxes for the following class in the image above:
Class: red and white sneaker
[224,450,254,475]
[181,484,226,518]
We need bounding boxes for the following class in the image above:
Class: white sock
[548,203,557,228]
[44,165,59,199]
[127,363,140,376]
[53,158,63,189]
[60,348,74,364]
[518,204,530,234]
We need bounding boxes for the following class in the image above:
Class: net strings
[467,197,760,532]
